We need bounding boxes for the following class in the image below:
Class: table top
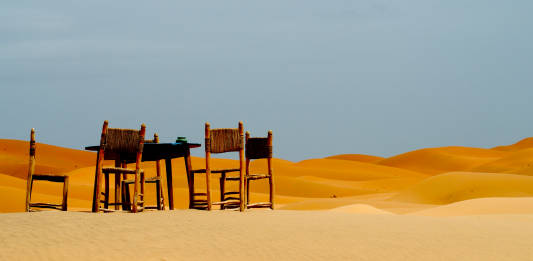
[85,142,201,162]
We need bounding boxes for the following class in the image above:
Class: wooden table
[85,142,201,210]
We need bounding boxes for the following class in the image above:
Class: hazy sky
[1,1,532,162]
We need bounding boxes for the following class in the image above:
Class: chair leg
[125,182,131,211]
[122,169,128,211]
[160,180,165,210]
[121,181,127,211]
[206,171,212,211]
[246,178,250,209]
[156,179,162,210]
[114,172,121,210]
[140,172,146,211]
[220,172,226,210]
[132,172,139,213]
[27,178,34,212]
[269,176,274,210]
[104,173,109,210]
[62,177,69,211]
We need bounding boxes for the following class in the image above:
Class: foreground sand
[1,210,532,261]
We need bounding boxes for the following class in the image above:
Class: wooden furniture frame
[86,142,200,210]
[122,133,165,210]
[242,130,274,209]
[92,120,146,213]
[190,122,245,211]
[25,129,69,212]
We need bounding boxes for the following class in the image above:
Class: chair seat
[102,167,144,174]
[226,174,270,181]
[123,176,161,184]
[190,168,240,174]
[32,174,68,182]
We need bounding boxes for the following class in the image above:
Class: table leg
[165,158,174,210]
[183,147,193,209]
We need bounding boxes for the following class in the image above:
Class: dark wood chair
[91,120,146,213]
[122,133,165,210]
[25,129,69,212]
[236,130,274,209]
[189,122,245,211]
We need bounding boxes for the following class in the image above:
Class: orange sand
[2,137,533,260]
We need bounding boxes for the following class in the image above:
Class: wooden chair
[237,130,274,209]
[92,120,146,213]
[189,122,245,211]
[122,133,165,210]
[25,129,69,212]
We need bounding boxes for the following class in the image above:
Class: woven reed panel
[105,128,142,154]
[207,128,243,153]
[245,137,272,159]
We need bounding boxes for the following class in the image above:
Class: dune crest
[467,148,533,175]
[329,204,394,214]
[386,172,533,205]
[408,197,533,217]
[324,154,384,163]
[374,146,510,175]
[492,137,533,152]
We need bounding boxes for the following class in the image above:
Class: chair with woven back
[92,120,147,213]
[122,133,165,211]
[189,122,245,211]
[25,128,69,212]
[239,130,274,209]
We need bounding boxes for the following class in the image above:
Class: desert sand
[1,137,533,260]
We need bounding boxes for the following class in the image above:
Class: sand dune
[0,139,99,179]
[324,154,384,162]
[408,197,533,217]
[492,137,533,151]
[279,197,435,214]
[2,136,533,260]
[290,158,429,179]
[299,176,422,190]
[374,146,510,175]
[467,148,533,174]
[329,204,394,214]
[387,172,533,205]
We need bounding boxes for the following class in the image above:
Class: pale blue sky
[1,1,532,161]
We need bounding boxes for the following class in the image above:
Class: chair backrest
[104,128,143,154]
[97,120,146,164]
[205,122,244,154]
[245,130,273,160]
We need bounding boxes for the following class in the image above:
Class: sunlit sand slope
[467,148,533,175]
[0,139,97,179]
[492,137,533,151]
[374,146,510,175]
[329,204,394,214]
[288,158,429,179]
[386,172,533,205]
[408,197,533,217]
[324,154,384,162]
[280,198,435,214]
